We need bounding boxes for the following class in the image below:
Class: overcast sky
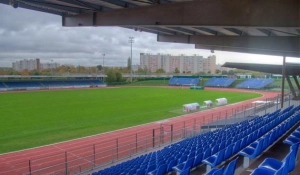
[1,4,299,68]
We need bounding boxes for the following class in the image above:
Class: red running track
[0,88,280,175]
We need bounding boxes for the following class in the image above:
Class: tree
[21,69,30,76]
[89,67,98,74]
[137,67,145,74]
[106,69,116,83]
[215,69,221,74]
[96,65,103,71]
[115,71,122,82]
[156,68,165,73]
[30,70,39,75]
[228,70,235,75]
[174,68,180,73]
[76,66,87,73]
[221,70,228,75]
[136,66,148,74]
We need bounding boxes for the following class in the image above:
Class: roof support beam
[157,35,300,57]
[293,75,300,91]
[63,0,300,26]
[100,0,138,8]
[281,56,286,108]
[286,75,297,99]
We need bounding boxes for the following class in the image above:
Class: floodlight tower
[102,53,105,74]
[129,37,134,83]
[51,60,53,76]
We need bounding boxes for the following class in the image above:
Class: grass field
[0,87,261,154]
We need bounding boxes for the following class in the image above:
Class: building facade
[12,59,61,71]
[140,53,216,74]
[40,62,60,70]
[12,59,40,71]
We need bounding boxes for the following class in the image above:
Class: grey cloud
[0,4,207,67]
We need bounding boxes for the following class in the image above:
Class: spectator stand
[183,103,200,113]
[205,77,236,88]
[236,78,274,89]
[216,98,228,106]
[203,100,213,108]
[169,76,200,86]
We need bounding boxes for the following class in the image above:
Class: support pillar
[281,56,286,109]
[286,75,297,99]
[293,75,300,90]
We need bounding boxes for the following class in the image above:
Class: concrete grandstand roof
[1,0,189,16]
[222,62,300,75]
[2,0,300,57]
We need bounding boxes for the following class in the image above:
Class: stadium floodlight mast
[102,53,105,74]
[51,60,53,76]
[129,37,134,83]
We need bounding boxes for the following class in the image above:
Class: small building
[183,103,200,113]
[216,98,228,106]
[203,100,213,108]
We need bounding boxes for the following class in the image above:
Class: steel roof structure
[2,0,300,57]
[222,62,300,75]
[223,62,300,100]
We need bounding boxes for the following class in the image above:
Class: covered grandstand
[223,62,300,100]
[205,78,236,88]
[0,79,106,91]
[236,78,274,89]
[169,76,200,86]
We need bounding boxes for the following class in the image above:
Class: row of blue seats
[92,105,300,175]
[250,126,300,175]
[4,81,41,88]
[201,106,300,172]
[236,79,274,89]
[1,80,105,88]
[239,108,300,167]
[283,126,300,146]
[169,77,199,86]
[0,82,7,88]
[205,78,235,87]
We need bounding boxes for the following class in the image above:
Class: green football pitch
[0,87,261,153]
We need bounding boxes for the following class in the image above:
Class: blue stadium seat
[250,162,286,175]
[283,135,300,146]
[224,144,234,160]
[239,138,264,158]
[172,158,194,174]
[206,167,224,175]
[178,168,190,175]
[192,152,203,168]
[202,148,225,168]
[136,169,145,175]
[167,159,177,172]
[223,157,238,175]
[148,163,167,175]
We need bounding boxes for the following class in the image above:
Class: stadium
[0,75,299,175]
[1,0,300,175]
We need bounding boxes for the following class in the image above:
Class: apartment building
[12,59,40,71]
[140,53,216,74]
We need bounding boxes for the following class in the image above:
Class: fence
[3,93,296,175]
